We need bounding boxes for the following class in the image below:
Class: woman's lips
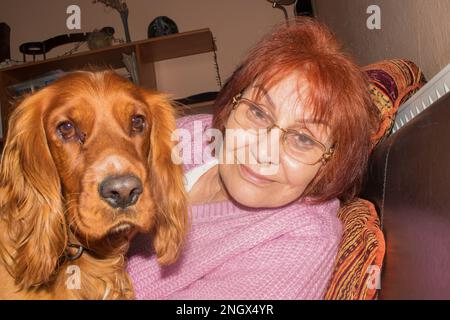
[238,164,274,186]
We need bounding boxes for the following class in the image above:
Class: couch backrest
[363,91,450,299]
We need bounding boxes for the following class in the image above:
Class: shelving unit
[0,28,216,140]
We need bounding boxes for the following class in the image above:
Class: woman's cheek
[222,133,256,165]
[282,158,321,187]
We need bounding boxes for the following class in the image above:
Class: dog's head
[0,71,187,288]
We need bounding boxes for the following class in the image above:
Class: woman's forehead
[248,76,317,121]
[250,72,309,103]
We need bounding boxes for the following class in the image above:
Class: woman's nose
[251,127,282,165]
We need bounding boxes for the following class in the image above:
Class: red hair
[213,18,379,203]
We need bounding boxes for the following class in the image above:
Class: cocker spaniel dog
[0,71,187,299]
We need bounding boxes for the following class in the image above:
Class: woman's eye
[250,105,266,119]
[247,103,272,127]
[57,121,76,140]
[131,115,146,134]
[291,133,316,150]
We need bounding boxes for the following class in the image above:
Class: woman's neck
[188,164,229,206]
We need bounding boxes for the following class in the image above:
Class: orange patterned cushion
[324,199,385,300]
[363,59,426,149]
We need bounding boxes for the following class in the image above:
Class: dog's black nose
[99,175,143,209]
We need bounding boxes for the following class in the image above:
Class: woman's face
[218,73,333,208]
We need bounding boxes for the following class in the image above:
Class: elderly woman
[127,18,378,299]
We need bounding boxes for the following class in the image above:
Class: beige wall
[3,1,448,94]
[0,0,293,98]
[313,0,450,79]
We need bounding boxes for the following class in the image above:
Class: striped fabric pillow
[363,59,426,149]
[324,199,385,300]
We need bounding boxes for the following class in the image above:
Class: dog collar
[65,243,86,261]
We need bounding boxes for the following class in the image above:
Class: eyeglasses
[230,93,334,165]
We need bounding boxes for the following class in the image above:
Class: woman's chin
[226,186,275,209]
[219,163,305,209]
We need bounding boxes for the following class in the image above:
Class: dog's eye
[57,121,77,140]
[131,115,146,134]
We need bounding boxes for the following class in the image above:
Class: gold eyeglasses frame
[230,93,335,166]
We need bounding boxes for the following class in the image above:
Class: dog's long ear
[0,88,67,289]
[143,92,188,265]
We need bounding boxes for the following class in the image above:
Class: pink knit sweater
[126,114,342,300]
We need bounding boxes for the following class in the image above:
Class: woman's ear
[0,88,67,289]
[143,92,188,265]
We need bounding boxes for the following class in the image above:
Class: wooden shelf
[0,28,215,139]
[0,44,136,81]
[137,28,215,63]
[0,28,213,81]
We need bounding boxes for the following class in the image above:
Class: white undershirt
[183,159,219,193]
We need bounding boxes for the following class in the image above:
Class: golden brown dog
[0,71,187,299]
